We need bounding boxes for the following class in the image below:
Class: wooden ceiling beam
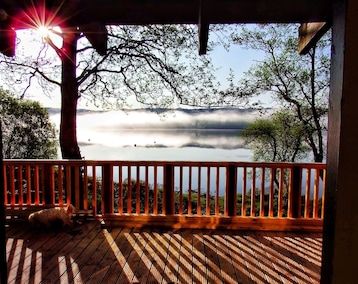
[79,23,108,56]
[298,22,331,55]
[198,0,209,55]
[3,0,331,28]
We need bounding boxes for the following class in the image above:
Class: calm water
[51,108,256,161]
[77,129,252,161]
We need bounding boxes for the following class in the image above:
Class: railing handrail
[3,159,326,167]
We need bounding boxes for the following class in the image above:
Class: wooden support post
[0,116,7,283]
[290,166,302,218]
[226,164,237,217]
[322,0,358,282]
[164,164,174,215]
[102,164,114,215]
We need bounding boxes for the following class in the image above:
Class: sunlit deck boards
[6,220,322,284]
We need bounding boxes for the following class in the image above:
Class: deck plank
[176,229,195,284]
[213,230,239,284]
[5,220,323,284]
[161,230,181,283]
[40,221,100,284]
[89,227,132,283]
[202,230,224,283]
[150,228,173,283]
[102,227,137,284]
[80,226,123,283]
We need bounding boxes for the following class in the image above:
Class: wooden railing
[3,160,326,231]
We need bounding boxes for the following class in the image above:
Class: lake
[77,129,252,161]
[50,108,256,161]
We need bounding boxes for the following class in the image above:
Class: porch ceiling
[2,0,332,27]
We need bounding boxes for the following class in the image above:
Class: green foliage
[0,89,58,159]
[241,109,310,162]
[230,24,330,162]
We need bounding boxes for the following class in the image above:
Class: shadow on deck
[6,219,322,283]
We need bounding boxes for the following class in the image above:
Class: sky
[8,26,271,111]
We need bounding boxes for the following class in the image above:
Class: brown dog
[28,204,75,229]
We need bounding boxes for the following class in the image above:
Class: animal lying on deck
[28,204,76,229]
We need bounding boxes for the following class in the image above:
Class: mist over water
[49,108,257,161]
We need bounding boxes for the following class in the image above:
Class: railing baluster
[3,164,8,205]
[269,167,274,217]
[179,166,183,215]
[74,165,80,210]
[251,167,256,217]
[92,166,97,216]
[321,169,327,219]
[136,165,140,214]
[242,166,247,217]
[305,169,311,218]
[278,168,284,217]
[153,165,158,215]
[65,166,71,205]
[83,165,88,211]
[313,169,320,218]
[127,165,131,214]
[145,165,149,214]
[9,165,15,205]
[206,166,211,216]
[58,165,63,206]
[34,165,40,205]
[197,166,201,216]
[18,166,23,205]
[26,165,31,205]
[215,167,220,216]
[188,166,192,215]
[118,165,123,214]
[260,167,265,217]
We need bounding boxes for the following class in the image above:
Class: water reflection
[78,129,246,149]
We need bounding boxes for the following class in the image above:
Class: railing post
[226,164,237,217]
[64,165,83,209]
[164,164,174,215]
[102,164,114,215]
[291,166,302,218]
[42,164,54,206]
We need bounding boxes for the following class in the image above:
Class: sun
[37,25,50,38]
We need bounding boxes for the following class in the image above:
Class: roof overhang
[0,0,332,56]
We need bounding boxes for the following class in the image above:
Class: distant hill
[47,106,269,116]
[47,107,269,130]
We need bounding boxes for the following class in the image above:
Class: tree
[228,24,330,163]
[241,110,310,162]
[0,89,58,159]
[0,25,228,159]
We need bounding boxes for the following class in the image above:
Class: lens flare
[37,25,50,37]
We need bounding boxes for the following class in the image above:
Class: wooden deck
[6,219,322,284]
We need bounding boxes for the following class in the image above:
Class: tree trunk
[58,28,85,208]
[60,28,81,159]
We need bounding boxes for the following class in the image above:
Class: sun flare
[37,25,50,37]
